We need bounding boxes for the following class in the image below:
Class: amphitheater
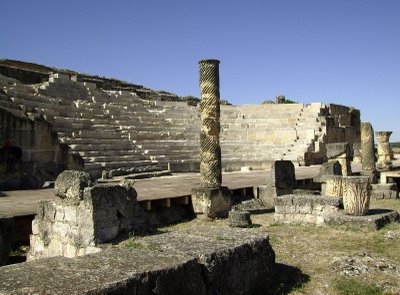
[0,59,373,294]
[0,59,360,188]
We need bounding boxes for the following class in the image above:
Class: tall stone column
[376,131,392,170]
[360,122,377,180]
[199,59,222,188]
[192,59,232,218]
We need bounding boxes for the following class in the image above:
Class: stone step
[84,159,155,170]
[76,149,145,157]
[84,154,149,163]
[69,142,137,151]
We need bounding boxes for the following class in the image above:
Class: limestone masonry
[0,60,360,189]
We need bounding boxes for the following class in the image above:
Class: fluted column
[376,131,392,170]
[199,59,222,188]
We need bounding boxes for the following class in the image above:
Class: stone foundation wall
[274,194,343,225]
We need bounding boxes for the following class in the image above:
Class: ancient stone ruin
[0,59,361,189]
[192,60,232,218]
[28,170,148,259]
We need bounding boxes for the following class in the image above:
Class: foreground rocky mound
[0,225,275,295]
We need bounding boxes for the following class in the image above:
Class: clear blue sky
[2,0,400,141]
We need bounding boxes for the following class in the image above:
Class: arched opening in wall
[0,140,23,190]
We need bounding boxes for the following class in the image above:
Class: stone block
[84,184,148,243]
[191,186,232,218]
[371,183,398,199]
[256,184,293,209]
[227,210,252,227]
[326,142,352,159]
[269,160,296,188]
[54,170,91,203]
[0,226,275,295]
[314,160,342,183]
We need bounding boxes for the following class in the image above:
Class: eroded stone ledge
[0,225,275,295]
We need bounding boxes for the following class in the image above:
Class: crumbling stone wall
[0,108,70,189]
[28,171,148,260]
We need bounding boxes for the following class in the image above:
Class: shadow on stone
[269,263,310,295]
[367,208,394,215]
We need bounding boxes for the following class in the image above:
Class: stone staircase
[220,103,327,167]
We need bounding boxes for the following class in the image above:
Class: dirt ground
[161,198,400,295]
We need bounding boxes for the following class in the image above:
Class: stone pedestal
[376,131,392,170]
[191,187,232,218]
[342,176,371,216]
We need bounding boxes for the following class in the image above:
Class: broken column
[254,160,296,209]
[342,176,371,216]
[376,131,393,170]
[191,59,232,218]
[360,122,377,179]
[326,142,353,176]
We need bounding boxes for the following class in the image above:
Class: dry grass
[161,198,400,294]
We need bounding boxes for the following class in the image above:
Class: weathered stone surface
[2,249,204,295]
[323,209,399,230]
[255,184,293,209]
[352,142,361,163]
[313,160,342,183]
[29,183,148,260]
[376,131,393,170]
[138,226,275,294]
[54,170,91,203]
[227,210,252,227]
[269,160,296,188]
[342,176,371,216]
[371,183,399,199]
[326,142,352,159]
[0,216,14,266]
[360,122,376,173]
[0,226,275,295]
[191,186,232,218]
[274,194,342,225]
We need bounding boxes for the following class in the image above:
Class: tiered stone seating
[220,103,325,167]
[0,65,344,178]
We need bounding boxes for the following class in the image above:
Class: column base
[191,186,232,218]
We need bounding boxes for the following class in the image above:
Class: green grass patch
[334,277,383,295]
[126,241,144,249]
